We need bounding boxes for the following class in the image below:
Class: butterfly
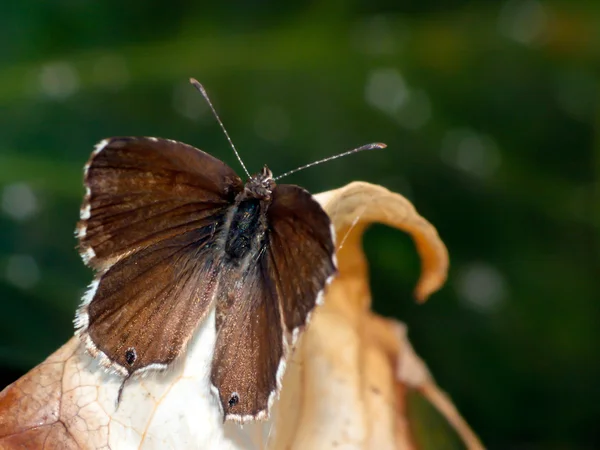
[74,133,338,422]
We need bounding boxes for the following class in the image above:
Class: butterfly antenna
[189,78,250,178]
[273,142,386,181]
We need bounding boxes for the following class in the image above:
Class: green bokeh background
[1,1,598,448]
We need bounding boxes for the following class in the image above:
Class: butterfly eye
[125,347,137,365]
[228,392,239,408]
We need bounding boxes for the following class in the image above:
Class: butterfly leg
[115,373,133,410]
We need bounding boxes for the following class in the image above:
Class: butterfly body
[221,167,273,264]
[75,137,336,422]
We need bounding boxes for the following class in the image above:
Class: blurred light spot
[366,69,432,129]
[456,262,507,313]
[556,70,596,122]
[2,183,38,221]
[254,105,290,144]
[498,0,547,45]
[365,68,408,115]
[353,16,405,56]
[39,62,79,99]
[396,89,432,130]
[172,82,210,121]
[92,54,129,89]
[441,128,501,178]
[5,254,40,290]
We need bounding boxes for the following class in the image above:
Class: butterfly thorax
[222,166,275,263]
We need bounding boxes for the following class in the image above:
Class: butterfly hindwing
[211,255,285,422]
[78,225,224,376]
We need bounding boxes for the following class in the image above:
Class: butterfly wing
[77,137,243,270]
[78,227,223,376]
[76,137,242,375]
[211,256,285,422]
[267,184,337,337]
[211,184,336,421]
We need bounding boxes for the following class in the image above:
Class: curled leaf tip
[316,181,449,305]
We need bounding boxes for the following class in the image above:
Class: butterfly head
[241,165,275,201]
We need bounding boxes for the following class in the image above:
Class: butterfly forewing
[77,137,243,270]
[267,185,337,335]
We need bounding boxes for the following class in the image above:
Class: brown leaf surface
[0,181,481,450]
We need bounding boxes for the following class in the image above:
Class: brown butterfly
[74,80,384,422]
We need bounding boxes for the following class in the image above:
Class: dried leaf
[270,181,455,450]
[0,181,480,450]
